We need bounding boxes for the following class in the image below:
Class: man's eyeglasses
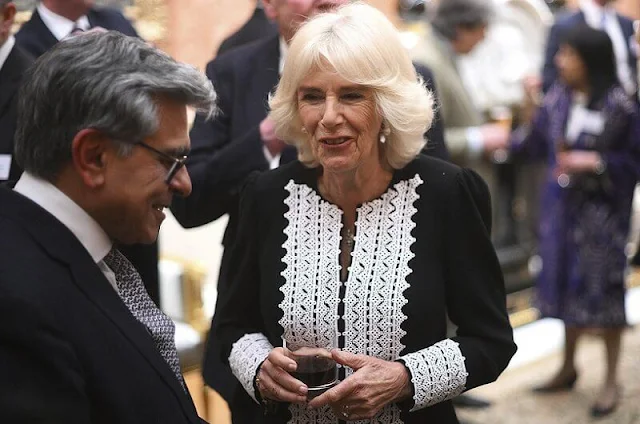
[133,141,188,184]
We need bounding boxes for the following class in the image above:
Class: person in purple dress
[498,25,640,417]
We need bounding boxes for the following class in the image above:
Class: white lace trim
[280,180,341,351]
[400,339,469,411]
[228,333,273,403]
[280,175,422,423]
[343,175,421,363]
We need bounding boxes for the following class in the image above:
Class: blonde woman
[216,3,516,423]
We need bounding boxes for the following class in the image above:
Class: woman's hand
[308,350,412,421]
[256,347,308,404]
[555,151,603,175]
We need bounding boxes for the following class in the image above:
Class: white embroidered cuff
[400,339,469,411]
[229,333,274,403]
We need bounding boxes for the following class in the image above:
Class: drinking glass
[283,339,339,399]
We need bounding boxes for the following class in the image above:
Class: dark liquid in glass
[291,356,337,388]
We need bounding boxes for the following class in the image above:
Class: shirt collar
[278,36,288,75]
[14,172,112,263]
[0,35,15,71]
[580,0,615,29]
[37,2,91,41]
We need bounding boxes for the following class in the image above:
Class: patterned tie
[102,248,185,387]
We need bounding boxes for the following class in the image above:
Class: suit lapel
[0,46,31,117]
[68,261,199,421]
[0,187,199,422]
[30,10,60,53]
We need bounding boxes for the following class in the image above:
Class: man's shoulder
[552,10,584,29]
[205,34,279,77]
[1,44,35,78]
[15,10,44,41]
[89,7,137,35]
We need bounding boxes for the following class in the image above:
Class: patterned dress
[511,84,640,327]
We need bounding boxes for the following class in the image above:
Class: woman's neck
[319,162,393,212]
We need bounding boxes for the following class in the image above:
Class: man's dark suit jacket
[542,10,638,93]
[14,7,162,303]
[217,7,277,56]
[170,33,449,415]
[0,186,203,424]
[0,44,33,182]
[15,7,139,58]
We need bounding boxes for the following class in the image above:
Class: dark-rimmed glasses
[133,141,188,184]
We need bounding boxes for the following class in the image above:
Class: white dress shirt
[0,35,15,71]
[580,0,636,96]
[14,173,118,291]
[37,2,91,41]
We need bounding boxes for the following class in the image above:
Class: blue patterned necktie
[103,248,185,387]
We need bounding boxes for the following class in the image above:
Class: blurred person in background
[16,0,138,58]
[412,0,510,234]
[216,0,277,56]
[15,0,161,304]
[542,0,637,97]
[411,0,511,409]
[492,25,640,418]
[0,0,33,182]
[215,4,515,423]
[0,31,215,423]
[170,1,448,422]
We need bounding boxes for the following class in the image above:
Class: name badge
[0,154,12,180]
[582,110,605,136]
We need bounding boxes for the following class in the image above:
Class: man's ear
[71,129,111,189]
[0,3,17,37]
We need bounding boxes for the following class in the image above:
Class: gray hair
[15,30,216,181]
[430,0,494,40]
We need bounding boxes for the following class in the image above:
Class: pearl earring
[301,127,307,133]
[379,125,390,144]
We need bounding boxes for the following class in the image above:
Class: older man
[0,0,33,182]
[170,1,448,422]
[13,0,164,304]
[0,31,215,424]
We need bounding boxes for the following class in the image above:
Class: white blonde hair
[269,2,434,169]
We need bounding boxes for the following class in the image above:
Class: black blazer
[170,34,450,401]
[542,10,638,94]
[215,156,516,423]
[217,7,277,56]
[15,7,139,59]
[0,44,33,182]
[0,186,204,424]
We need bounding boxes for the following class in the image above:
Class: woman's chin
[320,158,357,173]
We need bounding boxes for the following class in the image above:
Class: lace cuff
[229,333,274,403]
[400,339,469,411]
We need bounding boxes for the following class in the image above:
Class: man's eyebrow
[164,146,191,157]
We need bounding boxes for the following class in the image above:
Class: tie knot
[102,248,133,276]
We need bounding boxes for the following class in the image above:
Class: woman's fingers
[258,367,308,403]
[257,348,309,403]
[267,347,298,372]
